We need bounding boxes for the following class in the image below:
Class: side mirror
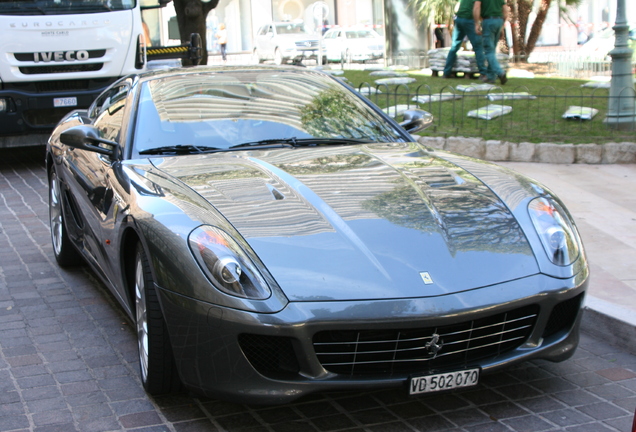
[399,109,433,134]
[60,125,118,158]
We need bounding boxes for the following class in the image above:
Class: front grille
[35,80,90,92]
[295,40,319,49]
[6,77,116,94]
[313,305,539,376]
[19,63,103,75]
[239,334,300,378]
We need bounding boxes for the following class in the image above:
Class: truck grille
[19,63,103,75]
[313,305,539,376]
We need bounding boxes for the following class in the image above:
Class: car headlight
[188,226,271,299]
[528,197,580,266]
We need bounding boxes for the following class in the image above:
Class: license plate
[409,368,480,395]
[53,97,77,108]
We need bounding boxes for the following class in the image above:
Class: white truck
[0,0,184,147]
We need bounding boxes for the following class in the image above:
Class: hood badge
[420,272,433,285]
[425,334,443,358]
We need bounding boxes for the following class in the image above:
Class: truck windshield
[0,0,136,15]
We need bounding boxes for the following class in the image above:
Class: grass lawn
[337,67,636,144]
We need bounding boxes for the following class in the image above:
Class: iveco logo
[33,50,89,62]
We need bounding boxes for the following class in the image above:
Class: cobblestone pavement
[1,146,635,432]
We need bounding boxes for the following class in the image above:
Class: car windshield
[0,0,135,15]
[346,30,379,39]
[276,23,308,35]
[132,69,406,157]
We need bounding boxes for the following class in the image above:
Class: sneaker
[499,73,508,85]
[442,74,452,79]
[479,75,495,84]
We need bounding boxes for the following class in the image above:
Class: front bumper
[0,79,117,134]
[282,48,319,60]
[158,271,588,404]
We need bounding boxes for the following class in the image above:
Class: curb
[582,296,636,356]
[416,136,636,164]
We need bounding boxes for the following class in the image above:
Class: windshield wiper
[139,144,221,155]
[230,137,374,149]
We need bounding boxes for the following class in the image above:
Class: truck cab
[0,0,167,143]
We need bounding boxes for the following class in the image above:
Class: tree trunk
[507,0,533,62]
[525,0,551,56]
[173,0,219,65]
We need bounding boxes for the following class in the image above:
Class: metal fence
[355,81,636,142]
[524,51,615,79]
[374,53,635,80]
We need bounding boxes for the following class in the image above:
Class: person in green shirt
[479,0,509,84]
[443,0,488,80]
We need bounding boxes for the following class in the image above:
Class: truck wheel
[134,243,180,395]
[49,169,82,267]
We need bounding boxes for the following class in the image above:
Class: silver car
[46,65,588,404]
[323,27,384,63]
[253,22,320,65]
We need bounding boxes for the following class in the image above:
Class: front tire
[274,48,284,65]
[49,169,82,267]
[252,48,263,64]
[134,243,180,395]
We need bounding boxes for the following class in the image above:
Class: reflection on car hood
[155,142,539,301]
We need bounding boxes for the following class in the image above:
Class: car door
[262,24,276,59]
[64,81,131,302]
[322,30,338,60]
[254,25,268,58]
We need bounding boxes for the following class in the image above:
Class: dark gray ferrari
[46,65,588,404]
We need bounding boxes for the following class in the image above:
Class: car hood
[155,143,539,301]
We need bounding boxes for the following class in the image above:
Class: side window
[90,84,130,143]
